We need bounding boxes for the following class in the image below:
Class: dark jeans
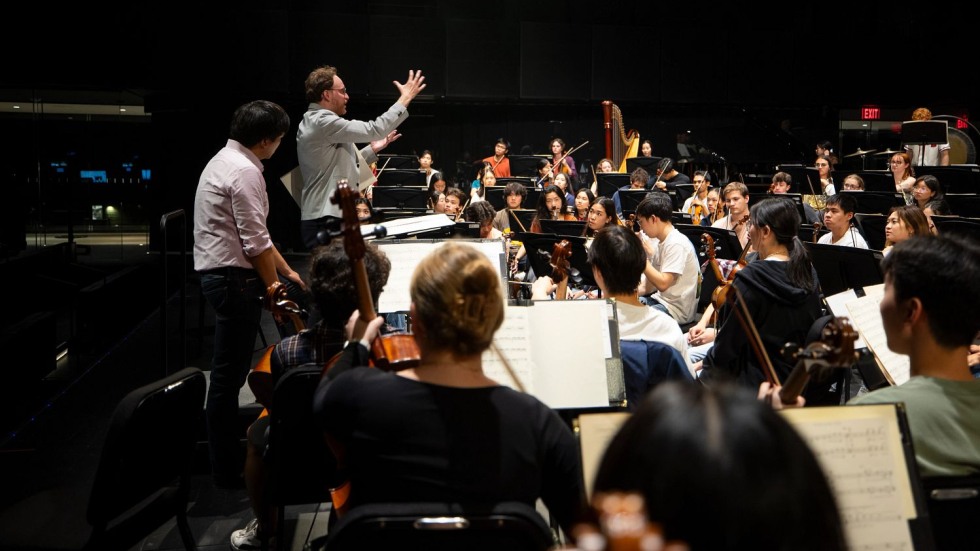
[200,268,264,483]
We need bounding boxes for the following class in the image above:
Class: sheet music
[375,240,505,313]
[823,289,866,348]
[577,412,630,500]
[781,405,918,551]
[844,284,910,385]
[482,300,616,409]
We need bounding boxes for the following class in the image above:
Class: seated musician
[492,182,526,232]
[818,194,868,248]
[681,170,712,224]
[313,242,586,537]
[464,201,503,239]
[354,197,373,225]
[418,149,441,187]
[697,197,823,388]
[649,157,690,192]
[590,157,616,196]
[583,197,620,240]
[712,181,752,249]
[701,188,723,227]
[612,167,649,219]
[529,184,573,232]
[444,187,467,219]
[536,158,554,187]
[428,189,447,214]
[470,163,496,202]
[550,137,579,185]
[482,137,512,178]
[634,193,701,325]
[847,234,980,477]
[770,171,821,224]
[587,381,845,550]
[883,205,930,257]
[532,224,689,363]
[231,240,391,551]
[573,188,595,222]
[554,172,575,209]
[841,173,865,191]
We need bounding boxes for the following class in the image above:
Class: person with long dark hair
[698,197,822,388]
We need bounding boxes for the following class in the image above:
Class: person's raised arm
[394,69,426,107]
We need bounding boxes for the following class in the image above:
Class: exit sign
[861,105,881,120]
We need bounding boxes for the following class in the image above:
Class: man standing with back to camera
[297,65,426,249]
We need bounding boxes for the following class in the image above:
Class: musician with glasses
[297,65,426,249]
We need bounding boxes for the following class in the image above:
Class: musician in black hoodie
[698,197,823,388]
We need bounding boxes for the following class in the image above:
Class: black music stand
[912,165,980,193]
[931,215,980,238]
[853,213,888,251]
[595,173,630,198]
[778,193,810,222]
[625,156,663,174]
[855,171,897,193]
[537,219,586,238]
[484,187,508,211]
[507,209,537,233]
[901,120,948,166]
[617,189,651,218]
[509,155,547,177]
[670,212,693,225]
[803,242,885,296]
[371,187,429,210]
[842,191,903,216]
[945,194,980,218]
[376,154,420,170]
[494,176,536,189]
[523,188,542,209]
[674,224,742,260]
[672,183,695,211]
[514,233,596,287]
[376,169,426,187]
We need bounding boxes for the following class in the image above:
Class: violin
[777,318,858,405]
[330,180,420,372]
[247,281,307,416]
[550,239,572,301]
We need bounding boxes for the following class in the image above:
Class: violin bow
[537,140,590,187]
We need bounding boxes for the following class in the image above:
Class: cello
[246,282,307,417]
[776,318,858,405]
[330,180,420,372]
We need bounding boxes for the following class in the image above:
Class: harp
[602,100,640,172]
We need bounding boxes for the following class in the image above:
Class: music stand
[484,187,508,211]
[508,155,548,177]
[370,187,429,210]
[537,219,586,238]
[595,173,630,198]
[625,156,663,174]
[523,188,542,209]
[853,213,888,251]
[778,193,810,222]
[945,194,980,218]
[931,215,980,237]
[507,209,537,233]
[376,154,420,170]
[376,169,426,187]
[803,242,885,296]
[901,120,948,166]
[514,233,596,287]
[617,189,650,218]
[855,171,896,193]
[670,212,693,225]
[843,191,902,216]
[494,176,536,189]
[912,165,980,193]
[674,224,742,260]
[672,183,695,211]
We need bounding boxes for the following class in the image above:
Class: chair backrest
[920,475,980,551]
[319,501,556,551]
[619,340,692,410]
[268,365,340,506]
[87,367,206,527]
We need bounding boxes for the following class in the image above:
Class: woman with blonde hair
[314,242,585,535]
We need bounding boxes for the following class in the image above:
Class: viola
[550,239,571,301]
[777,318,858,405]
[330,180,420,372]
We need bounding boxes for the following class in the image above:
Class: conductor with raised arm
[297,66,426,249]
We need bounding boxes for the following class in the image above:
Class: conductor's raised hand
[370,130,402,153]
[395,69,426,107]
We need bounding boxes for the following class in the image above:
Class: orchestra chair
[853,213,888,251]
[313,501,556,551]
[619,340,692,411]
[0,367,206,551]
[920,475,980,551]
[265,365,341,551]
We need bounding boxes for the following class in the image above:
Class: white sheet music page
[844,284,910,385]
[781,405,917,551]
[823,288,866,349]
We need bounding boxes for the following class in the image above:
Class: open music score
[780,404,925,551]
[824,284,910,386]
[482,299,624,410]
